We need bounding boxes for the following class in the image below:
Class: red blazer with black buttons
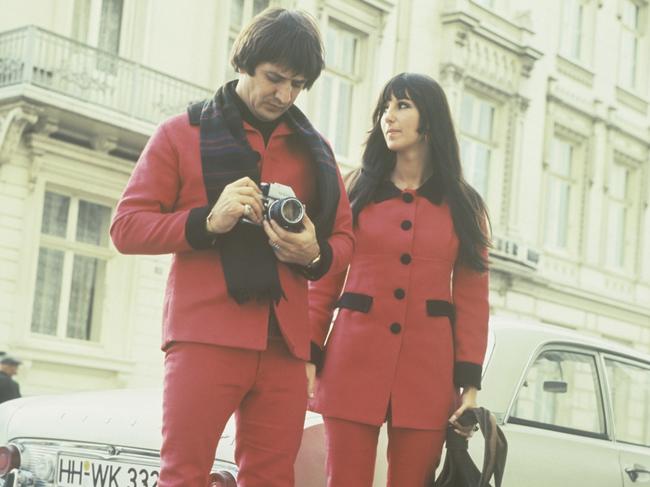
[309,178,489,430]
[110,112,354,361]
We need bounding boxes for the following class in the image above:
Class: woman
[308,73,490,486]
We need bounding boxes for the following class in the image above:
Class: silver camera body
[243,182,305,232]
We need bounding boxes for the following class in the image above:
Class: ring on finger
[243,203,252,216]
[271,241,281,250]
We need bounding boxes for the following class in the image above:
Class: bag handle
[471,408,508,487]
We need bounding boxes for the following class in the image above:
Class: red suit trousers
[323,416,445,487]
[159,337,308,487]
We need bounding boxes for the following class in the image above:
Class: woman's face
[380,94,425,153]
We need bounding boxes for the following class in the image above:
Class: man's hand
[305,362,316,399]
[206,177,264,234]
[263,213,320,266]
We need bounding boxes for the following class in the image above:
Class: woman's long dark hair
[348,73,491,272]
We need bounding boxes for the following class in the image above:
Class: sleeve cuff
[301,240,333,281]
[185,206,220,250]
[454,361,483,390]
[309,341,325,373]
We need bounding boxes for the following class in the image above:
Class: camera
[242,182,305,232]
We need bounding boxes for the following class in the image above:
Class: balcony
[0,26,212,131]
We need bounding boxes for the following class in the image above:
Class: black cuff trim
[185,206,220,250]
[301,240,333,281]
[426,300,455,320]
[336,292,373,313]
[454,362,482,390]
[309,341,325,373]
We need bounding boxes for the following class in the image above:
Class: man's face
[236,62,307,121]
[0,364,18,376]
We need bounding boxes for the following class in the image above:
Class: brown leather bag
[433,407,508,487]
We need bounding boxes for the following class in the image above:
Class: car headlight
[210,459,238,486]
[0,445,21,477]
[21,449,55,483]
[7,443,56,485]
[208,470,236,487]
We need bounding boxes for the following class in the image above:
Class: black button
[390,322,402,334]
[400,253,412,265]
[402,193,414,203]
[394,288,405,299]
[401,220,412,230]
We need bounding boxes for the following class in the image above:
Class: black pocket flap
[426,300,455,319]
[336,292,373,313]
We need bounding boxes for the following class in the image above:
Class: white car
[0,317,648,486]
[0,391,326,487]
[477,318,650,486]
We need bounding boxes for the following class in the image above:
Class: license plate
[57,454,159,487]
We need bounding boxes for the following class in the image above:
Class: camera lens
[268,197,304,230]
[280,199,304,223]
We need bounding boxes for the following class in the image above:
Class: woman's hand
[448,386,478,437]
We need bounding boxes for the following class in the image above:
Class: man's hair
[230,8,324,89]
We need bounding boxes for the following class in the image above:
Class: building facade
[0,0,648,395]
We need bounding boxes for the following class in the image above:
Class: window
[544,138,575,250]
[318,21,362,159]
[31,191,112,341]
[97,0,123,55]
[560,0,584,61]
[459,92,495,198]
[70,0,123,73]
[225,0,270,81]
[510,350,606,436]
[71,0,123,54]
[619,0,642,89]
[605,163,630,268]
[605,358,650,447]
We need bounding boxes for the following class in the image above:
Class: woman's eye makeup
[382,100,411,112]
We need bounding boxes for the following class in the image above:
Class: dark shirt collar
[227,81,285,146]
[373,176,444,205]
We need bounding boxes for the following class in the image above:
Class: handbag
[433,407,508,487]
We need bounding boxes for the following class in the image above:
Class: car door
[501,347,622,487]
[602,355,650,486]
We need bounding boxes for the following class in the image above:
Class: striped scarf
[189,80,340,304]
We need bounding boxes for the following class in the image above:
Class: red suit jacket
[309,180,489,430]
[110,113,354,361]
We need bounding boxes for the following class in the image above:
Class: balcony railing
[0,26,212,125]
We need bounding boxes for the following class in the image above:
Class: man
[0,356,21,404]
[110,9,354,487]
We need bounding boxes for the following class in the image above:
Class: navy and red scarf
[188,80,339,304]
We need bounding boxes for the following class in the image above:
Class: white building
[0,0,648,395]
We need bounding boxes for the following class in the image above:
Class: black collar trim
[373,177,444,205]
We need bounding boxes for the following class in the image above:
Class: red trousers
[158,338,308,487]
[323,416,446,487]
